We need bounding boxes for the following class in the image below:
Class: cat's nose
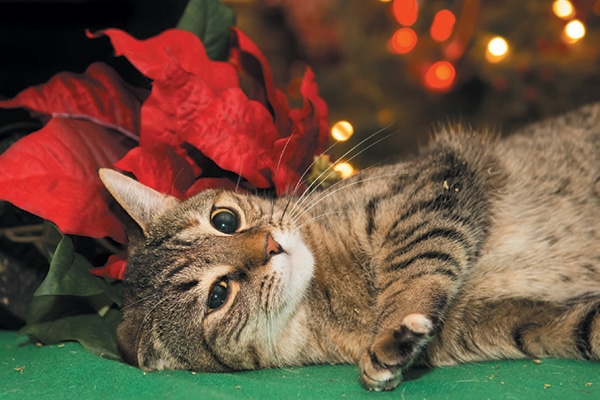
[265,233,283,260]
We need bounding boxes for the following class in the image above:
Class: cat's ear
[99,168,179,236]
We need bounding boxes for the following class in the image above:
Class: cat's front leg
[357,148,493,390]
[359,239,468,390]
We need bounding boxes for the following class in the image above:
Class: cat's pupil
[210,209,239,234]
[207,279,229,311]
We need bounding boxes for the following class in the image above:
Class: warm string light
[329,121,356,179]
[549,0,587,44]
[484,0,584,65]
[552,0,575,20]
[486,36,509,63]
[330,120,354,141]
[333,162,355,179]
[563,19,586,43]
[387,0,462,93]
[430,10,456,42]
[389,27,418,54]
[424,61,456,91]
[393,0,418,26]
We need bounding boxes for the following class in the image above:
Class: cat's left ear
[99,168,179,236]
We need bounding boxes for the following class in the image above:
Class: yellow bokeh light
[331,120,354,142]
[552,0,575,19]
[563,19,586,43]
[333,162,355,179]
[486,36,509,63]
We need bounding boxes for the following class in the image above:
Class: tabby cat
[100,103,600,391]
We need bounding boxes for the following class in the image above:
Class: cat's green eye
[210,208,239,234]
[207,278,229,312]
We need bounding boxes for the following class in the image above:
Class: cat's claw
[359,314,434,391]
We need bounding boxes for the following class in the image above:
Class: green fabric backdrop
[2,330,599,399]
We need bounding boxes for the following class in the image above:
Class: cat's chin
[270,229,315,310]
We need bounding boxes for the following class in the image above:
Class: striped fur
[101,102,600,391]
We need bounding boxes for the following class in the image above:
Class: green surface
[1,330,599,399]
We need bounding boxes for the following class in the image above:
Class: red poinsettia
[0,27,329,279]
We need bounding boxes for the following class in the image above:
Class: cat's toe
[359,350,403,391]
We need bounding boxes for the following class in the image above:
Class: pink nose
[266,233,283,258]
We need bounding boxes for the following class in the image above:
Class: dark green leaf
[34,234,122,305]
[177,0,236,61]
[23,231,124,360]
[20,308,122,360]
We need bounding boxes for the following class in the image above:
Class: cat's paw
[359,313,433,391]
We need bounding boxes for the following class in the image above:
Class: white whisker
[289,173,400,226]
[285,127,395,223]
[121,293,159,311]
[134,297,169,353]
[274,127,297,193]
[294,210,349,230]
[287,160,387,226]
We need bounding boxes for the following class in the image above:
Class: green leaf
[177,0,236,61]
[22,231,124,361]
[34,233,122,305]
[21,308,122,360]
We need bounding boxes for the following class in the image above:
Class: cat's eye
[210,208,239,234]
[207,278,229,312]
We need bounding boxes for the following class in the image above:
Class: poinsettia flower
[93,28,329,194]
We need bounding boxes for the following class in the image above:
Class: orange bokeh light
[389,27,418,54]
[393,0,418,26]
[424,61,456,91]
[430,9,456,42]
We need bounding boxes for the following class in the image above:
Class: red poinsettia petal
[270,68,329,195]
[229,27,291,134]
[0,118,128,242]
[184,177,241,198]
[137,58,203,148]
[178,87,284,189]
[89,29,239,91]
[137,56,279,188]
[90,253,127,280]
[298,67,330,151]
[0,62,144,141]
[229,29,330,194]
[229,28,280,107]
[114,144,196,199]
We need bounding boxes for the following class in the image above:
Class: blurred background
[1,0,600,326]
[1,0,600,166]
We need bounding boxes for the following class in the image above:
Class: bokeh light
[333,162,355,179]
[389,27,418,54]
[563,19,586,43]
[486,36,509,63]
[330,120,354,141]
[424,61,456,91]
[393,0,418,26]
[552,0,575,19]
[430,10,456,42]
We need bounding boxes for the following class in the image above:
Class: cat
[99,102,600,391]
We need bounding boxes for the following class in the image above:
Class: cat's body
[100,103,600,391]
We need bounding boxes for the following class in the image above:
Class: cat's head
[99,169,315,372]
